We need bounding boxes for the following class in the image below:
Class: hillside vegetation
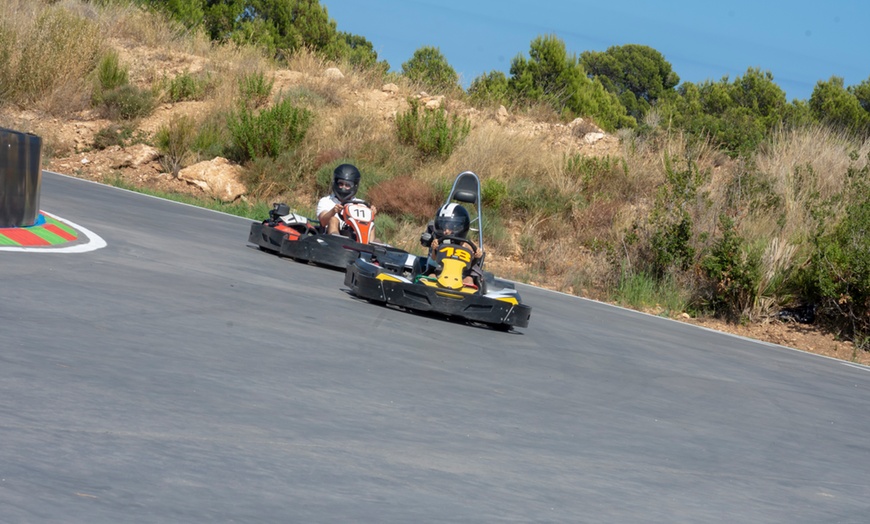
[2,0,869,358]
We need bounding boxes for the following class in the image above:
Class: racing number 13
[439,246,471,262]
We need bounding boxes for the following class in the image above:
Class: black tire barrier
[0,127,42,227]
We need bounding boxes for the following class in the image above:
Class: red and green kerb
[0,214,78,246]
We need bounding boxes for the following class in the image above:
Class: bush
[564,154,624,194]
[155,115,198,177]
[644,155,707,277]
[192,111,230,159]
[95,50,129,94]
[467,71,510,107]
[101,84,157,120]
[507,35,635,131]
[366,176,441,221]
[481,177,508,212]
[699,215,762,322]
[802,154,870,346]
[93,123,136,150]
[658,69,789,156]
[164,70,214,102]
[238,71,274,109]
[240,152,310,199]
[401,46,459,92]
[395,98,470,159]
[227,97,312,162]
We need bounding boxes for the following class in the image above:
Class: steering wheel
[436,235,478,254]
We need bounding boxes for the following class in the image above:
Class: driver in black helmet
[422,203,483,287]
[316,163,377,236]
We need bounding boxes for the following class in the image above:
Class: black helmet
[434,203,470,239]
[332,163,361,203]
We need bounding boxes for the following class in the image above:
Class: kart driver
[421,203,483,288]
[316,163,377,236]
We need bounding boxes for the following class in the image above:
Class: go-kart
[344,171,532,330]
[248,201,402,270]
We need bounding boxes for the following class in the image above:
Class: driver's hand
[431,238,439,250]
[333,204,342,215]
[474,248,483,259]
[371,205,377,217]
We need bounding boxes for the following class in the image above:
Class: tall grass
[1,1,102,113]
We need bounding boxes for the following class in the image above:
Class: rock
[111,144,160,169]
[323,67,344,80]
[583,132,606,144]
[178,157,247,202]
[382,83,399,94]
[495,105,509,124]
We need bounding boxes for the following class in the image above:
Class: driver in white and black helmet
[316,163,377,235]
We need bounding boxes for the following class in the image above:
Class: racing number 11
[348,205,372,221]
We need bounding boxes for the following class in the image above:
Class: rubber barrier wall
[0,127,42,227]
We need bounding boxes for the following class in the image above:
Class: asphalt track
[2,172,869,523]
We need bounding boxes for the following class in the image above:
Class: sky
[320,0,870,102]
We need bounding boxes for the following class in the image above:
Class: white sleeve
[316,195,335,218]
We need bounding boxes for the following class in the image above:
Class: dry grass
[440,122,555,183]
[1,0,102,113]
[94,0,212,55]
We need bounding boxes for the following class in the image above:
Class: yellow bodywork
[376,273,404,282]
[436,258,467,290]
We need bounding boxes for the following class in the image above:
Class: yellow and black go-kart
[344,171,531,331]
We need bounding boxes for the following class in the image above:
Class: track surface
[2,172,869,523]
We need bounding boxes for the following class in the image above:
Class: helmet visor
[334,179,358,201]
[434,215,467,237]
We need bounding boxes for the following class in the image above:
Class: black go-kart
[248,201,410,270]
[344,171,532,330]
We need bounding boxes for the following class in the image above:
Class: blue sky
[321,0,870,102]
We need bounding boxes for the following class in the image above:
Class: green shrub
[93,123,135,150]
[238,71,274,109]
[802,154,870,345]
[481,177,508,211]
[395,98,470,159]
[564,154,624,194]
[101,84,157,120]
[649,215,695,275]
[95,50,129,93]
[503,178,579,217]
[507,35,635,131]
[155,115,198,177]
[241,152,310,199]
[645,155,707,276]
[467,71,510,107]
[227,97,312,162]
[401,46,459,92]
[192,112,230,159]
[165,70,214,102]
[700,215,762,322]
[372,212,399,244]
